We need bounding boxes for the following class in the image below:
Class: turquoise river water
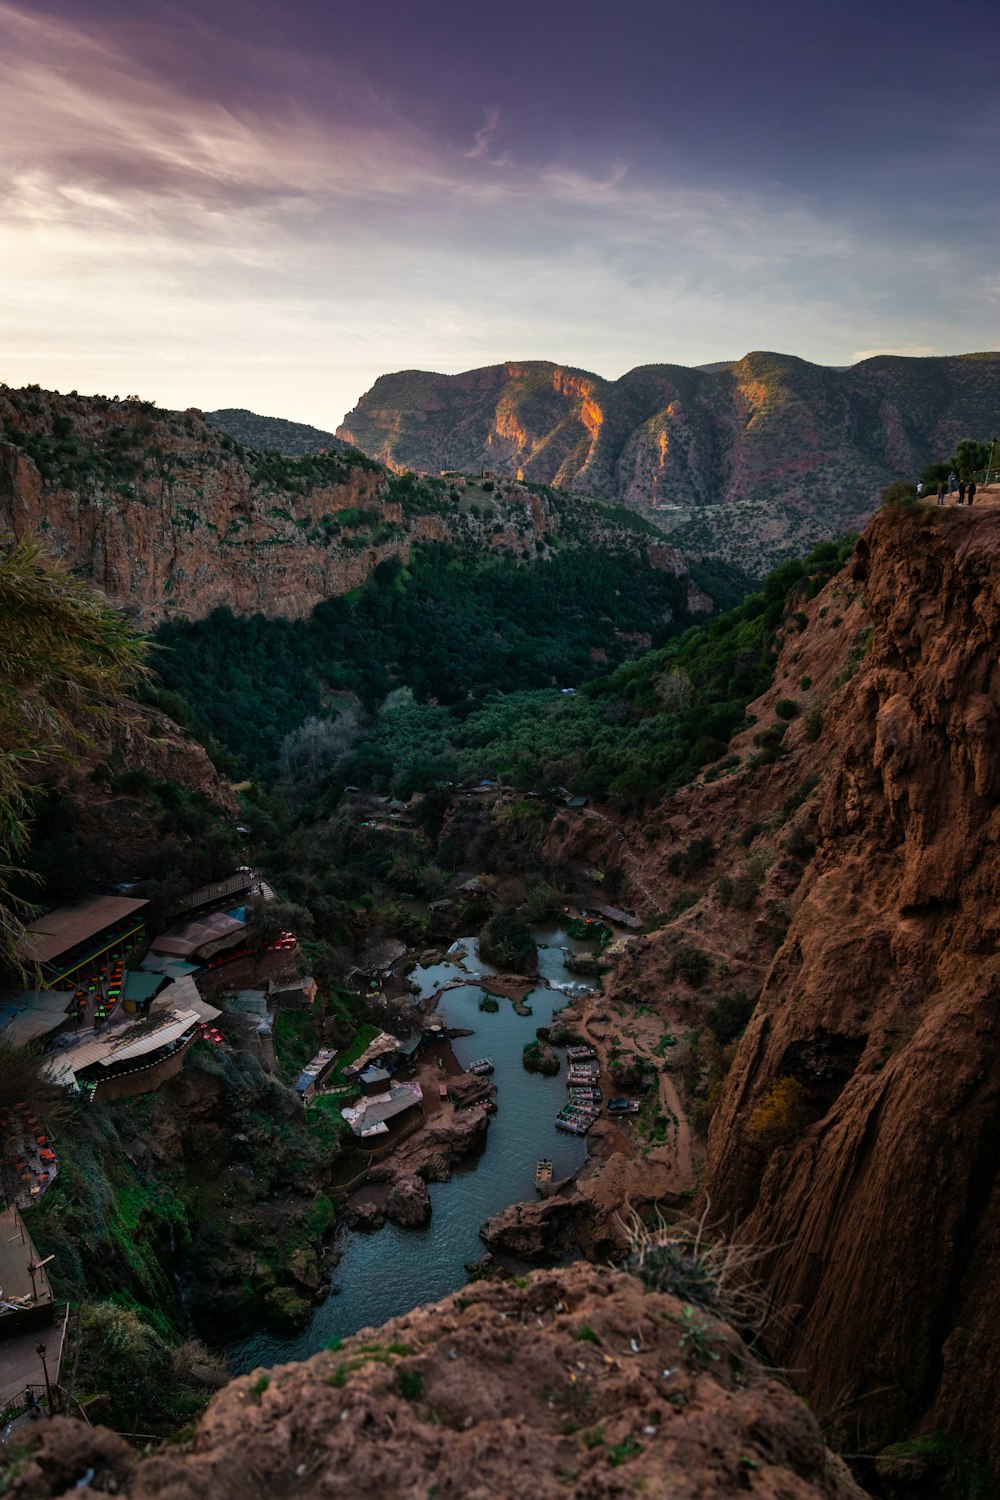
[226,924,592,1373]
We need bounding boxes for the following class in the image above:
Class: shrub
[479,910,536,970]
[746,1076,809,1147]
[704,991,756,1046]
[673,944,711,988]
[803,709,822,742]
[783,823,816,861]
[729,859,764,910]
[666,837,717,877]
[774,698,798,720]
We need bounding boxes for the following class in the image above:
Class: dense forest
[152,542,749,777]
[151,535,849,811]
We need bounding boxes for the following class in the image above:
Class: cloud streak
[1,0,996,427]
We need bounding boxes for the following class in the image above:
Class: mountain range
[337,351,1000,567]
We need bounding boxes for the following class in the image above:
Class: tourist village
[0,811,656,1436]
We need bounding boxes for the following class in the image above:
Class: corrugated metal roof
[140,954,199,977]
[16,897,149,963]
[123,971,164,1003]
[44,1008,199,1079]
[0,990,76,1045]
[150,912,245,959]
[104,1012,197,1063]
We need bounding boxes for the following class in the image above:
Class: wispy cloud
[0,0,995,427]
[463,106,503,160]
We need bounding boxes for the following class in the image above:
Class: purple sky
[2,0,998,426]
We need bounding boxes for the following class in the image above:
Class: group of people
[916,471,979,506]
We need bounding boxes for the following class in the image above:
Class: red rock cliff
[694,500,1000,1475]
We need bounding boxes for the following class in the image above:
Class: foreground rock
[479,1192,586,1261]
[8,1265,864,1499]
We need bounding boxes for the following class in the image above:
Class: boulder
[385,1174,431,1227]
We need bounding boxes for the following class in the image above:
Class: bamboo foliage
[0,534,149,966]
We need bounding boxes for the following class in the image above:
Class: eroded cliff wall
[0,385,695,629]
[339,352,1000,567]
[701,501,1000,1473]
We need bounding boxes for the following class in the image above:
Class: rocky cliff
[701,497,1000,1482]
[6,1264,864,1499]
[0,385,695,629]
[338,352,1000,568]
[550,492,1000,1487]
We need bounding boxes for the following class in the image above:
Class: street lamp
[35,1340,54,1414]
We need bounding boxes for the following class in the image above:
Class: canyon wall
[0,386,692,629]
[339,352,1000,568]
[569,496,1000,1482]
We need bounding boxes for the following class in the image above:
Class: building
[294,1047,338,1101]
[16,896,149,990]
[268,976,317,1010]
[0,1207,56,1345]
[340,1079,423,1138]
[149,910,247,964]
[0,991,77,1049]
[45,1008,202,1101]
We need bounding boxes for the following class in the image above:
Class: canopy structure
[0,991,76,1048]
[16,896,148,986]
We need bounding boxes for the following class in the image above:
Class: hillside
[0,385,703,630]
[205,408,348,455]
[516,488,1000,1490]
[338,351,1000,570]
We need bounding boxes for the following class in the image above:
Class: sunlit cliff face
[494,402,530,450]
[580,396,603,440]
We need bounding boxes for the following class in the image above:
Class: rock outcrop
[339,352,1000,567]
[384,1173,431,1227]
[6,1265,864,1499]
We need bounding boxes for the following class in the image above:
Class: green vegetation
[0,537,148,964]
[480,911,536,971]
[522,1040,559,1075]
[153,542,707,777]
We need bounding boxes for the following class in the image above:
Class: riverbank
[224,924,593,1372]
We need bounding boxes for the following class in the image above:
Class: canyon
[6,403,1000,1496]
[0,385,697,630]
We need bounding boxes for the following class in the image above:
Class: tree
[953,439,989,482]
[0,536,148,968]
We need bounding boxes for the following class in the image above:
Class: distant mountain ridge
[206,407,349,456]
[338,351,1000,567]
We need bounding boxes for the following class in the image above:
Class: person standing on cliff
[937,479,946,506]
[949,470,958,496]
[958,479,967,504]
[916,480,924,498]
[967,478,977,505]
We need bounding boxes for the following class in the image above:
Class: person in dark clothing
[958,480,966,504]
[937,480,947,506]
[967,479,977,505]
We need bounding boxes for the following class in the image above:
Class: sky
[2,0,998,428]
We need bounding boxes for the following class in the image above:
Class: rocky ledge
[9,1265,865,1499]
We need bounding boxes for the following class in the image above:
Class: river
[226,922,593,1373]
